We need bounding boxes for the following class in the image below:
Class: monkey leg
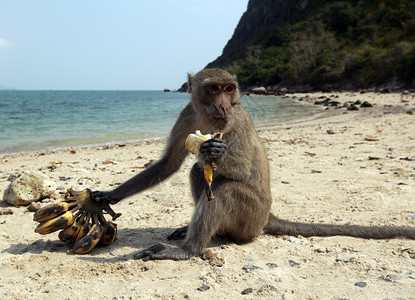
[182,179,270,254]
[190,162,206,204]
[133,243,191,261]
[134,179,270,261]
[162,163,203,241]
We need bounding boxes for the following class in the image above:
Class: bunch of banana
[185,130,223,201]
[33,188,121,254]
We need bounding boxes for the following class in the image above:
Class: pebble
[241,288,253,295]
[354,281,367,288]
[347,104,359,111]
[242,264,263,271]
[197,285,210,292]
[27,202,41,212]
[288,259,301,268]
[0,208,13,215]
[266,263,277,269]
[336,255,356,263]
[360,101,373,107]
[288,237,300,243]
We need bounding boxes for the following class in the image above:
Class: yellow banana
[34,211,74,235]
[72,223,104,254]
[100,222,118,246]
[58,216,83,243]
[33,201,70,222]
[75,223,91,243]
[204,162,214,201]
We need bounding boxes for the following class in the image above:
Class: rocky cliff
[204,0,415,91]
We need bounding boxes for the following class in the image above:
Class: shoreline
[1,91,415,299]
[0,94,324,158]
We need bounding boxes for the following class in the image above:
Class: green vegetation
[218,0,415,89]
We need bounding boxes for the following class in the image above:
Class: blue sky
[0,1,248,90]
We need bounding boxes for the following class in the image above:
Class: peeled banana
[33,188,121,254]
[185,130,223,201]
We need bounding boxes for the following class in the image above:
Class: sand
[0,92,414,299]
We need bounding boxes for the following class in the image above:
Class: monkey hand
[91,190,119,205]
[133,243,192,261]
[200,138,227,162]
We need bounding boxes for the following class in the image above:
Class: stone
[3,171,57,206]
[360,101,373,108]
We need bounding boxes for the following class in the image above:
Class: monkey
[92,68,415,261]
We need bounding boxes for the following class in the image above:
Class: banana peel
[185,130,223,201]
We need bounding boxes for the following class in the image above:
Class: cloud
[0,37,11,48]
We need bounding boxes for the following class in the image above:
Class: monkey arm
[93,104,196,204]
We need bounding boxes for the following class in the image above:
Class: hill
[205,0,415,91]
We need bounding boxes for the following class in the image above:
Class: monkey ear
[187,73,194,93]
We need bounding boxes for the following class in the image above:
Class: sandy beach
[1,92,414,299]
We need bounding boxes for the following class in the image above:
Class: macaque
[92,68,415,260]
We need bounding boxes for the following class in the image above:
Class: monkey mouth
[214,117,230,122]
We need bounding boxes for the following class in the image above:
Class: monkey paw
[91,190,118,204]
[167,226,188,240]
[133,243,191,261]
[200,138,227,161]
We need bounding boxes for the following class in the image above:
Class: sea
[0,90,323,155]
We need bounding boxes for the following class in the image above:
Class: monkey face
[188,69,240,129]
[202,83,236,123]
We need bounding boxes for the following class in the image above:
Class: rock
[242,264,263,271]
[241,288,253,295]
[197,285,210,292]
[257,284,278,295]
[336,254,356,263]
[3,171,57,206]
[251,86,267,94]
[288,237,301,243]
[27,202,42,212]
[355,281,367,288]
[201,250,225,267]
[0,208,13,215]
[288,259,301,267]
[360,101,373,108]
[347,104,359,111]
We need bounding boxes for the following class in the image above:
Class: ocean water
[0,90,323,155]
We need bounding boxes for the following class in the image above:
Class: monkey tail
[264,213,415,239]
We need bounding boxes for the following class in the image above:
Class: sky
[0,1,248,90]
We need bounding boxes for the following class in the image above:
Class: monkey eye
[211,85,220,91]
[225,85,234,92]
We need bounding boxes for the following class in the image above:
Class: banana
[186,131,223,201]
[34,211,74,235]
[100,222,118,246]
[204,162,214,201]
[58,215,84,243]
[72,223,104,254]
[185,130,213,155]
[74,213,92,243]
[33,201,70,222]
